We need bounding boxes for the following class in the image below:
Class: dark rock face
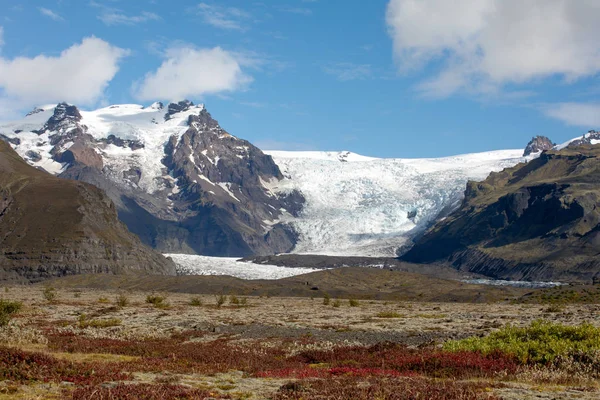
[523,135,555,156]
[2,101,305,257]
[99,134,145,151]
[403,147,600,283]
[38,102,82,134]
[0,140,176,282]
[165,100,194,120]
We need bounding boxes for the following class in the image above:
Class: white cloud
[39,7,64,21]
[543,102,600,127]
[196,3,251,31]
[323,63,372,81]
[133,46,253,101]
[98,11,160,26]
[0,37,128,112]
[386,0,600,97]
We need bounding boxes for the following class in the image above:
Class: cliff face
[0,140,176,282]
[403,145,600,283]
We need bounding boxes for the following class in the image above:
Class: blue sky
[1,1,600,157]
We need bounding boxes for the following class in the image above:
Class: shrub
[323,293,331,306]
[190,297,203,306]
[349,299,360,307]
[444,320,600,364]
[544,304,564,313]
[272,376,500,400]
[42,286,56,302]
[216,294,226,307]
[146,295,168,308]
[78,314,122,329]
[333,299,341,308]
[0,299,22,327]
[376,311,403,318]
[71,383,227,400]
[229,295,240,305]
[0,346,130,385]
[116,293,129,308]
[98,297,109,304]
[73,290,82,298]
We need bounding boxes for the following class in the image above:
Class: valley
[1,275,600,399]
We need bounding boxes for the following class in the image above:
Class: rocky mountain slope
[0,102,303,257]
[403,143,600,283]
[0,140,175,282]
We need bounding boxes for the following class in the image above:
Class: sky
[1,0,600,158]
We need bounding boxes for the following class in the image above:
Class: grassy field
[1,278,600,399]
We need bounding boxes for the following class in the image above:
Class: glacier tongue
[266,150,529,257]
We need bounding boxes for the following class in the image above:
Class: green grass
[444,320,600,364]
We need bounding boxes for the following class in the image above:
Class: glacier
[266,150,529,257]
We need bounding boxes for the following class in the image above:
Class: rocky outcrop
[523,135,554,156]
[403,145,600,283]
[0,140,176,282]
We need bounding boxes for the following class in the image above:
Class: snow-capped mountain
[266,150,529,256]
[0,101,304,257]
[0,101,538,258]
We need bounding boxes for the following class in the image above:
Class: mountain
[266,149,528,256]
[1,101,536,259]
[402,142,600,283]
[0,140,175,282]
[0,101,304,257]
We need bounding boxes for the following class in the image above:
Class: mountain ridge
[0,140,176,282]
[402,143,600,283]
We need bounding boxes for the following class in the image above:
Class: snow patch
[166,254,317,279]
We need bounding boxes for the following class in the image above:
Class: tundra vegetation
[1,285,600,399]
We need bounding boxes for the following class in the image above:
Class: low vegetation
[77,314,122,329]
[115,293,129,308]
[445,320,600,364]
[375,311,403,318]
[0,299,22,326]
[190,297,203,306]
[2,286,600,399]
[146,294,169,309]
[42,286,56,302]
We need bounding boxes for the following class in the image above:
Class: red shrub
[290,343,517,379]
[70,383,230,400]
[273,376,500,400]
[0,346,130,385]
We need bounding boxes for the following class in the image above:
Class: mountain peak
[164,100,204,120]
[35,102,82,135]
[523,135,554,156]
